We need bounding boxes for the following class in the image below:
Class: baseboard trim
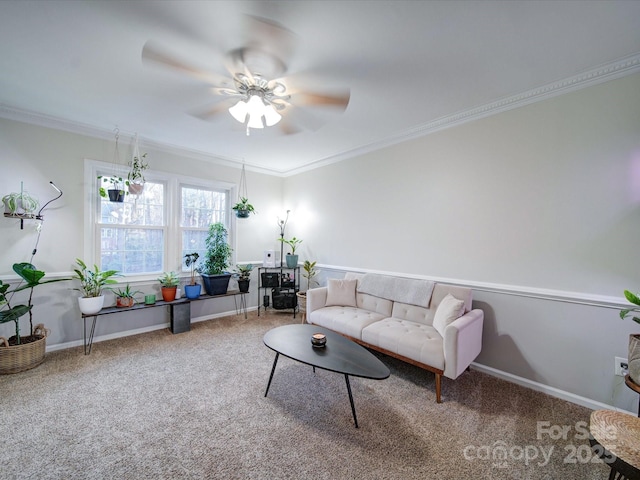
[471,362,635,415]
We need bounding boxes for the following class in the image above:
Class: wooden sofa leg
[435,373,442,403]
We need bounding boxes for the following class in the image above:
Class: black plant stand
[257,266,300,318]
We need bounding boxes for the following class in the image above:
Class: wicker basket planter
[0,323,48,374]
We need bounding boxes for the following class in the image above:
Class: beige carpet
[1,311,612,479]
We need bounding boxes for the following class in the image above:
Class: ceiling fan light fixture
[228,99,249,123]
[263,104,282,127]
[230,92,282,134]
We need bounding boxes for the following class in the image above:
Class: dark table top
[263,324,390,380]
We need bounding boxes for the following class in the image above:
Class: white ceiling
[1,0,639,176]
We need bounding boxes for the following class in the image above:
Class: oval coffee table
[263,324,390,428]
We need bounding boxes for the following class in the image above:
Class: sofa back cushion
[391,302,430,324]
[358,292,393,317]
[344,272,393,316]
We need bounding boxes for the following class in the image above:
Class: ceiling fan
[141,16,350,136]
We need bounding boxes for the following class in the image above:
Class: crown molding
[2,52,639,178]
[285,52,640,177]
[0,105,285,177]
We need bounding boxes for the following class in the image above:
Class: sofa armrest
[443,309,484,380]
[307,287,328,318]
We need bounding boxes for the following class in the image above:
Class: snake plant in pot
[0,263,71,373]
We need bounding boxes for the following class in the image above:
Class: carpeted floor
[1,311,611,479]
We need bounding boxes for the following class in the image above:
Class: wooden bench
[81,291,248,355]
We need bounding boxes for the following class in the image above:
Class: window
[180,185,228,266]
[99,181,165,274]
[87,159,232,279]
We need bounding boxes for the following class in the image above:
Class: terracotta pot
[161,286,177,302]
[116,297,135,308]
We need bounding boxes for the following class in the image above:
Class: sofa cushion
[325,278,357,307]
[432,294,466,337]
[309,307,386,339]
[362,318,445,370]
[357,292,393,317]
[391,302,431,325]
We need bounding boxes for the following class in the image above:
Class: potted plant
[127,153,148,195]
[278,237,302,268]
[199,222,233,296]
[110,284,142,308]
[620,289,640,383]
[2,191,39,216]
[0,263,71,373]
[234,264,253,293]
[72,259,120,314]
[98,175,126,202]
[232,197,256,218]
[297,260,318,319]
[183,252,201,299]
[158,271,180,302]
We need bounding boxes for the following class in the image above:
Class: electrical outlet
[615,356,629,377]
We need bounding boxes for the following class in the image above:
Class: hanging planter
[99,128,128,203]
[232,164,256,218]
[127,134,148,196]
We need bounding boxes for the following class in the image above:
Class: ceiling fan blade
[242,15,296,72]
[292,89,351,110]
[189,99,236,121]
[278,103,328,133]
[142,41,232,87]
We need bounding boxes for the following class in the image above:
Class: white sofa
[306,272,484,403]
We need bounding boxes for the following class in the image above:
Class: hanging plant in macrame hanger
[232,163,256,218]
[127,133,148,196]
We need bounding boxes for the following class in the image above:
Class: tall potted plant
[72,259,120,314]
[183,252,201,299]
[199,222,233,296]
[297,260,318,319]
[0,263,71,373]
[278,237,302,268]
[620,289,640,383]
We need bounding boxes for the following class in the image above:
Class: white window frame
[84,159,236,283]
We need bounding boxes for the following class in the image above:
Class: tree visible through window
[92,160,230,278]
[99,181,165,274]
[181,185,227,269]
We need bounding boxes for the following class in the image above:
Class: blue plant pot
[184,284,201,299]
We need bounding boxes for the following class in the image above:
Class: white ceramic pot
[78,295,105,315]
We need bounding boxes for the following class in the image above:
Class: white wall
[284,72,640,410]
